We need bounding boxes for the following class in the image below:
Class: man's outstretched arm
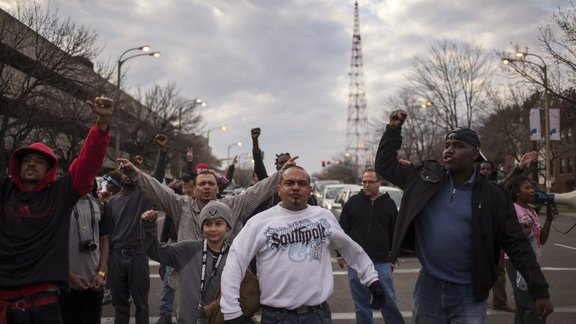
[69,96,113,195]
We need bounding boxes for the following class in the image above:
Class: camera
[534,191,555,205]
[79,240,98,252]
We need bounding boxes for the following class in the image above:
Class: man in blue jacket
[374,109,553,323]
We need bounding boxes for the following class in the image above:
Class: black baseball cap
[104,171,122,188]
[445,127,487,162]
[181,172,197,181]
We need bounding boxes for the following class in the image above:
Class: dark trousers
[109,250,150,324]
[59,288,103,324]
[492,251,508,307]
[505,260,545,324]
[6,303,62,324]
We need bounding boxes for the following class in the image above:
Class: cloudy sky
[1,0,570,174]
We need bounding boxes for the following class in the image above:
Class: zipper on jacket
[450,188,456,204]
[366,200,374,241]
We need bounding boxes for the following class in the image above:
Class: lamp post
[206,126,227,152]
[177,98,206,132]
[227,142,242,161]
[115,45,161,158]
[502,48,551,191]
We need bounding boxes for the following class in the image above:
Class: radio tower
[345,0,368,175]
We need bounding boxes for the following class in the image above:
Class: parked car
[330,185,404,220]
[329,185,362,219]
[313,180,341,205]
[321,184,358,211]
[379,186,403,211]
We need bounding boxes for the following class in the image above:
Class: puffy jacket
[375,125,549,302]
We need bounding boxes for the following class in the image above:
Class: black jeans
[59,288,103,324]
[109,250,150,324]
[6,303,63,324]
[505,260,545,324]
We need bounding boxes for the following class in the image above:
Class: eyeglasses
[361,180,378,185]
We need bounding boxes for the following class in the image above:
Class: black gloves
[369,280,386,310]
[224,316,249,324]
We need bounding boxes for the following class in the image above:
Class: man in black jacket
[337,169,404,324]
[374,110,553,323]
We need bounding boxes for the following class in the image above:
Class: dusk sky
[1,0,570,175]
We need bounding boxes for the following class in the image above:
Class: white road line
[555,243,576,251]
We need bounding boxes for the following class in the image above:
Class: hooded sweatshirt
[0,123,110,290]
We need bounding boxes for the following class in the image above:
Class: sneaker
[102,288,112,304]
[493,304,515,312]
[157,314,172,324]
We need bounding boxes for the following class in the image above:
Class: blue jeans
[159,265,175,316]
[347,262,404,324]
[260,303,332,324]
[413,271,486,324]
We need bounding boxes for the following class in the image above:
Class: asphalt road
[101,213,576,323]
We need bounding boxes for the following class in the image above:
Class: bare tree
[0,1,104,172]
[370,88,444,164]
[478,86,536,168]
[121,82,204,170]
[537,0,576,104]
[407,39,496,131]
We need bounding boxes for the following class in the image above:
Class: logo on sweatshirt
[3,205,54,223]
[264,218,332,263]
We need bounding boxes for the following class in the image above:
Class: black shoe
[157,315,172,324]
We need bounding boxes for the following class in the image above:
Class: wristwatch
[97,271,106,279]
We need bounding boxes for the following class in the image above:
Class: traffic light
[322,160,326,167]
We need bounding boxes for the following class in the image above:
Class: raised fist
[134,155,144,167]
[186,147,194,162]
[389,110,407,128]
[154,134,168,150]
[87,96,114,118]
[251,128,261,139]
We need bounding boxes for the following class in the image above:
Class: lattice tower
[345,0,369,174]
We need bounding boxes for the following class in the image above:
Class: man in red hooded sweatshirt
[0,96,113,324]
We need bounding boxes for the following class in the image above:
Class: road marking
[555,243,576,251]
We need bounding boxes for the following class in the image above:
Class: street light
[117,46,161,91]
[421,100,434,108]
[502,47,551,191]
[177,98,207,131]
[206,125,227,151]
[114,45,161,158]
[227,142,242,161]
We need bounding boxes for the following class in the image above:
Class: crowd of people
[0,100,557,324]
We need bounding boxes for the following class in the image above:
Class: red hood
[10,142,58,192]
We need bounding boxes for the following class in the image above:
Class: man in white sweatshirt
[220,165,385,323]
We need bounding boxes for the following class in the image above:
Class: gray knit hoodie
[142,221,228,324]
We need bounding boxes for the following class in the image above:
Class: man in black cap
[374,110,553,324]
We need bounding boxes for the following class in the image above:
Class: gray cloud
[8,0,568,175]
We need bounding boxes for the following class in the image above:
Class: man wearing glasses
[337,169,404,324]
